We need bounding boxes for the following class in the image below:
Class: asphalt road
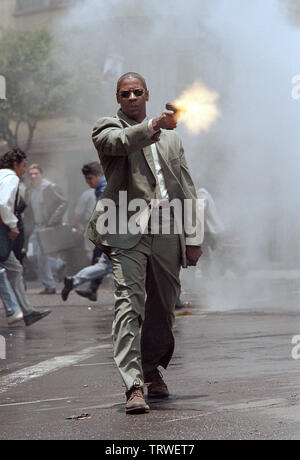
[1,274,300,440]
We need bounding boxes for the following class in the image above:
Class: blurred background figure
[25,164,67,294]
[0,267,23,325]
[176,187,224,308]
[61,161,112,302]
[0,149,51,326]
[13,184,27,266]
[81,161,106,203]
[71,162,108,302]
[177,187,225,308]
[198,187,225,263]
[72,186,96,262]
[196,187,245,278]
[72,187,96,233]
[61,253,112,302]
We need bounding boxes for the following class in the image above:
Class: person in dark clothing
[13,195,26,264]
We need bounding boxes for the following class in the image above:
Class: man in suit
[86,72,203,414]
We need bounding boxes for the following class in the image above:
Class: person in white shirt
[0,149,51,326]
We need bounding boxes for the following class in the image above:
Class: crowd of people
[0,149,115,325]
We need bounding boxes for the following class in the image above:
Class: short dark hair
[81,162,103,177]
[28,163,43,174]
[116,72,148,92]
[0,148,27,170]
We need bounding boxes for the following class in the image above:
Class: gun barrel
[165,102,177,112]
[166,102,187,114]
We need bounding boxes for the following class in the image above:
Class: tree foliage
[0,28,71,151]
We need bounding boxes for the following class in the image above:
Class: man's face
[85,173,102,189]
[28,168,43,186]
[13,160,26,179]
[116,77,149,123]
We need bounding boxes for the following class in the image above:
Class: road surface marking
[72,362,114,367]
[0,343,111,394]
[164,398,286,423]
[0,397,71,408]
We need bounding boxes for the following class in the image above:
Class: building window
[15,0,79,15]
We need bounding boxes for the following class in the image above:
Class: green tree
[0,28,71,151]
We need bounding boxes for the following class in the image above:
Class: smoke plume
[51,0,300,310]
[280,0,300,28]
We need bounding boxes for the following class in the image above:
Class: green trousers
[109,231,181,391]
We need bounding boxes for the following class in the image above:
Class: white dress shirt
[148,120,204,246]
[148,119,169,201]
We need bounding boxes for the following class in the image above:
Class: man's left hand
[186,245,203,266]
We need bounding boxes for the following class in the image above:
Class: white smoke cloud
[51,0,300,309]
[280,0,300,28]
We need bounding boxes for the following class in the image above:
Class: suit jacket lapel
[142,144,157,180]
[155,143,188,268]
[118,109,157,181]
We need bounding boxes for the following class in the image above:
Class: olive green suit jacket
[86,109,202,266]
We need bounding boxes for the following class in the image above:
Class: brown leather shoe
[144,369,169,398]
[125,386,150,414]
